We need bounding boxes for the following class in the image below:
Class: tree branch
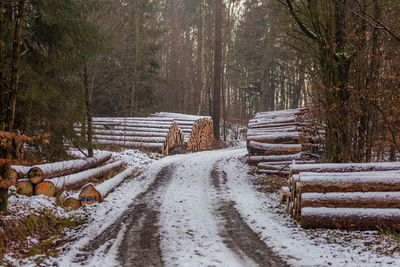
[285,0,319,41]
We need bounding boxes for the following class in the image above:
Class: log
[28,152,112,184]
[248,122,299,129]
[280,186,289,202]
[300,207,400,230]
[301,192,400,208]
[11,165,30,179]
[79,168,134,205]
[246,132,301,146]
[246,127,299,136]
[89,135,166,143]
[94,139,164,150]
[35,161,124,197]
[248,116,296,125]
[290,162,400,175]
[77,129,169,137]
[249,141,302,156]
[258,169,289,176]
[16,180,34,196]
[248,153,304,165]
[63,197,82,210]
[298,171,400,193]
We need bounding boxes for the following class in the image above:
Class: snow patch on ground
[158,149,251,267]
[221,150,400,266]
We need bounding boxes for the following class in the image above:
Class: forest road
[72,148,288,267]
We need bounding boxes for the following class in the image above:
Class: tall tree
[213,0,222,140]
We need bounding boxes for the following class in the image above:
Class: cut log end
[9,169,19,186]
[28,167,44,184]
[35,181,57,197]
[280,187,289,202]
[79,184,101,205]
[16,180,33,196]
[63,198,82,210]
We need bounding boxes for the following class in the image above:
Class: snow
[246,131,300,140]
[152,112,210,121]
[249,153,303,162]
[221,149,400,266]
[302,191,400,201]
[9,146,400,266]
[158,149,253,267]
[249,141,302,150]
[96,168,134,197]
[49,161,124,189]
[291,162,400,173]
[30,152,111,177]
[299,170,400,183]
[11,165,31,176]
[302,207,400,217]
[95,139,164,149]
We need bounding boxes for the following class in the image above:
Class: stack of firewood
[247,108,316,175]
[161,122,185,155]
[282,162,400,230]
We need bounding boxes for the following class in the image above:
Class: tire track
[72,165,175,266]
[211,161,288,267]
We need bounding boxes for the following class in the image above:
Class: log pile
[187,119,214,152]
[63,167,134,209]
[282,162,400,230]
[15,152,112,196]
[247,108,318,175]
[152,113,213,152]
[75,113,213,155]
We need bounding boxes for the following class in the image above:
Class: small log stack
[35,161,124,197]
[15,153,112,196]
[75,113,213,155]
[282,162,400,230]
[63,167,134,209]
[246,108,318,175]
[187,118,214,152]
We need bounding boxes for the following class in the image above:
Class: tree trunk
[197,0,207,116]
[212,0,222,140]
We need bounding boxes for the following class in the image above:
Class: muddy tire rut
[211,161,288,267]
[72,165,175,267]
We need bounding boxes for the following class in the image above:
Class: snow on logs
[283,162,400,230]
[246,108,318,175]
[35,161,124,197]
[27,152,112,185]
[63,167,134,209]
[75,113,213,155]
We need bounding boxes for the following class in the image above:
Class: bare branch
[285,0,319,41]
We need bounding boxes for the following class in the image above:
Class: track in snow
[69,148,287,266]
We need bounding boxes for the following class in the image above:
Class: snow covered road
[50,147,400,267]
[57,147,287,266]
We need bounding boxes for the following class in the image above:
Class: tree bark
[212,0,222,140]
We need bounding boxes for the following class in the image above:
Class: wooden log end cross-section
[246,108,322,176]
[16,180,33,196]
[63,197,82,210]
[79,184,101,205]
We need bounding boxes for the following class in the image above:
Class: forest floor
[3,147,400,266]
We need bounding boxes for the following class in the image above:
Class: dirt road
[70,148,287,267]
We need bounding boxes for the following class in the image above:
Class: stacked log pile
[13,152,135,211]
[15,152,112,196]
[75,113,213,155]
[282,162,400,230]
[247,108,317,175]
[152,113,213,152]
